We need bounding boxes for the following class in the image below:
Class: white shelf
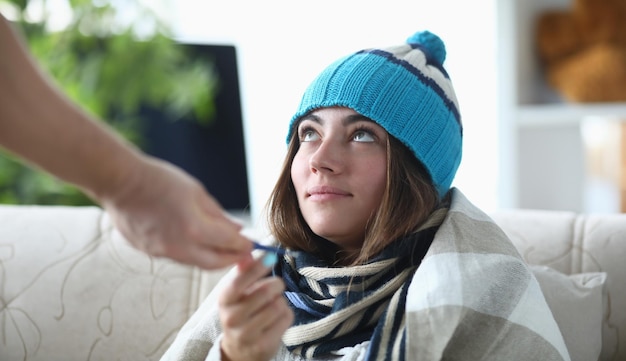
[497,0,624,213]
[517,103,626,128]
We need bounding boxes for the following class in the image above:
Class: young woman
[162,31,570,361]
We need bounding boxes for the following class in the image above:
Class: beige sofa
[0,205,624,361]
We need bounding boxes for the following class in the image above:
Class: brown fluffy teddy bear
[535,0,626,102]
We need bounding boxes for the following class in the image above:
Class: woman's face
[291,107,388,252]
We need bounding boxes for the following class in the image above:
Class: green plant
[0,0,218,205]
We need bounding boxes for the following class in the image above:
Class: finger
[226,304,292,347]
[247,286,293,334]
[188,187,251,252]
[220,256,274,305]
[184,246,251,270]
[195,191,244,231]
[241,277,286,315]
[196,189,228,217]
[220,277,285,335]
[197,212,252,254]
[258,299,294,340]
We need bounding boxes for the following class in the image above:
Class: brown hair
[264,127,439,266]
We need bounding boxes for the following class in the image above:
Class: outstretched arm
[0,13,252,269]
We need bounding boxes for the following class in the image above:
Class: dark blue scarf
[274,208,446,360]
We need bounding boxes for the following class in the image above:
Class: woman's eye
[353,130,375,142]
[301,129,319,142]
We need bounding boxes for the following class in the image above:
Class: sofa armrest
[0,205,227,360]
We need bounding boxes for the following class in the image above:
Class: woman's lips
[306,186,351,200]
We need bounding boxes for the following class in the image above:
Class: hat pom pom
[407,30,446,65]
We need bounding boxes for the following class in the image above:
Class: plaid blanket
[161,188,570,361]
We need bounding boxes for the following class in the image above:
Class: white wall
[172,0,499,220]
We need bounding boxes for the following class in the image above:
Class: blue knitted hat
[287,31,462,198]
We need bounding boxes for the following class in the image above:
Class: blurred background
[1,0,624,222]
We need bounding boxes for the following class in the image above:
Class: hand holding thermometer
[252,241,299,266]
[252,241,289,255]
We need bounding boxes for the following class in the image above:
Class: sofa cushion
[492,209,626,360]
[531,265,606,361]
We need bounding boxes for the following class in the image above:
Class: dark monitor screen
[141,43,249,211]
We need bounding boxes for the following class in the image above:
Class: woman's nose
[309,140,343,174]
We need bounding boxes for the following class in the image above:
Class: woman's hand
[218,254,294,361]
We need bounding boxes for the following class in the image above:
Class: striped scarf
[273,207,448,360]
